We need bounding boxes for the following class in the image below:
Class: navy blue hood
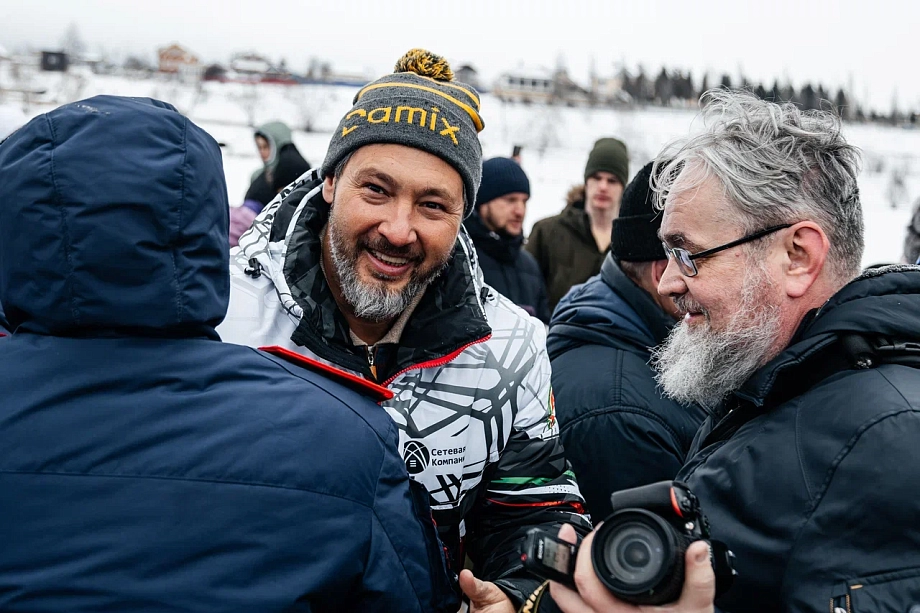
[0,96,229,336]
[548,256,674,359]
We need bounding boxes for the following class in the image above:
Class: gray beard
[651,266,782,411]
[325,220,445,323]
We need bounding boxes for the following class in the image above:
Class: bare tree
[61,23,86,58]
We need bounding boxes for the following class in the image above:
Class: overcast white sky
[3,0,917,112]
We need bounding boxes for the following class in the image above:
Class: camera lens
[591,508,686,603]
[603,521,664,585]
[623,541,650,567]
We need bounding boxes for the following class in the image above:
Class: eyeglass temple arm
[688,224,793,261]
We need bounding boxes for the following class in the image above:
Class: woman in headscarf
[229,121,310,246]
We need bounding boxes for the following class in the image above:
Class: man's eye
[421,202,446,212]
[364,183,385,195]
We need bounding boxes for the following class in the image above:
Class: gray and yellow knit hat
[321,49,485,217]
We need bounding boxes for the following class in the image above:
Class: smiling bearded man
[219,49,589,613]
[544,89,920,613]
[324,148,456,322]
[651,162,784,410]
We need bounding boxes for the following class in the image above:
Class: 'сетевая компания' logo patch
[403,440,467,474]
[403,440,430,474]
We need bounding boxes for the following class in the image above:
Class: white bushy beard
[325,214,448,323]
[651,263,782,411]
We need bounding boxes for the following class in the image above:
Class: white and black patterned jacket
[219,171,590,607]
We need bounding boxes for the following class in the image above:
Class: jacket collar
[464,212,523,264]
[734,265,920,407]
[601,254,675,345]
[559,206,597,247]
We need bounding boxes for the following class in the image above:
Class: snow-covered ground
[5,69,920,266]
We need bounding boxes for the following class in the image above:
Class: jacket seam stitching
[46,113,80,326]
[0,469,374,506]
[779,378,916,597]
[561,404,683,443]
[370,507,426,608]
[173,119,189,323]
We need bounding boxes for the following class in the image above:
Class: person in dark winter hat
[219,49,590,613]
[584,137,629,187]
[547,160,704,520]
[610,160,669,262]
[464,157,550,323]
[526,136,629,312]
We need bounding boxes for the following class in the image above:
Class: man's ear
[322,175,335,205]
[782,221,829,298]
[651,258,669,287]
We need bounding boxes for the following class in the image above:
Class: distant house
[229,53,273,75]
[224,53,299,84]
[40,51,69,72]
[454,64,483,91]
[493,67,588,106]
[303,59,372,86]
[493,68,554,104]
[158,44,200,77]
[590,74,629,106]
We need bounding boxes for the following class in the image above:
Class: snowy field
[6,69,920,267]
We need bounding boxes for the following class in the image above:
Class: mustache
[360,235,423,262]
[673,295,706,316]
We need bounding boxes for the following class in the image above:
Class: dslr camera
[522,481,735,605]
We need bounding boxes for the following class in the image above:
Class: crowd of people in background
[2,48,920,613]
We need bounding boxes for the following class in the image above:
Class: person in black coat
[551,91,920,613]
[464,157,550,323]
[547,161,707,518]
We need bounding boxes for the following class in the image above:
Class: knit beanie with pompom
[322,49,484,216]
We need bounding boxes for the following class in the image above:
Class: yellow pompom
[393,48,454,82]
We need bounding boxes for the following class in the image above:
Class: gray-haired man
[552,90,920,613]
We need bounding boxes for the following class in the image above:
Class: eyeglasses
[662,224,793,277]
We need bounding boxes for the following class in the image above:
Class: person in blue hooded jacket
[547,161,707,519]
[0,95,458,613]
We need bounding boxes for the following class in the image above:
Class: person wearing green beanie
[526,137,629,312]
[219,48,590,613]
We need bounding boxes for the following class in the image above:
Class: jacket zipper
[381,334,492,387]
[365,345,377,380]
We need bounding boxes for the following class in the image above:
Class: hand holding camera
[521,481,735,611]
[549,525,715,613]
